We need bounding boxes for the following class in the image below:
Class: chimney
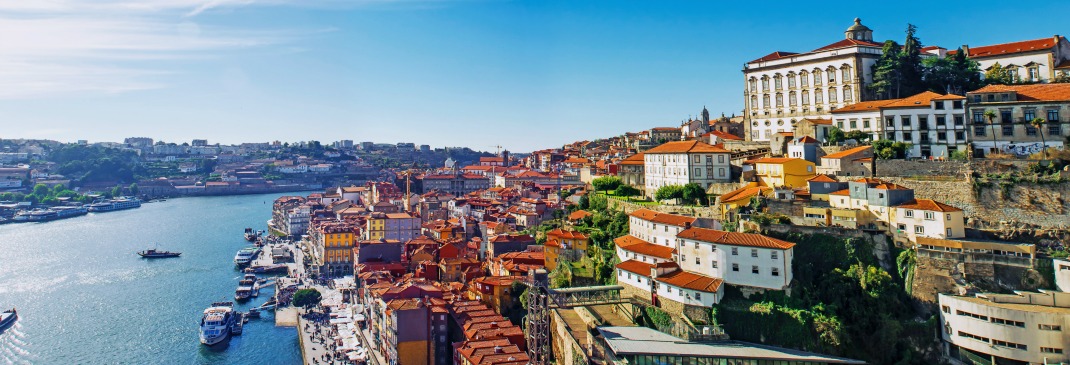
[494,346,504,354]
[684,221,692,229]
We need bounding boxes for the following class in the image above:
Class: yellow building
[543,228,590,271]
[365,213,387,241]
[715,183,770,221]
[468,276,521,315]
[312,221,357,277]
[752,157,816,188]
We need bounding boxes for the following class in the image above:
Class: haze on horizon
[3,0,1070,152]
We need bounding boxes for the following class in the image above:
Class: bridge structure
[522,269,642,365]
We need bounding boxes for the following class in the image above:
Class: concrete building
[817,145,873,177]
[832,91,969,158]
[642,141,732,199]
[786,136,823,163]
[751,157,816,188]
[364,212,420,242]
[939,291,1069,365]
[617,153,645,194]
[743,18,884,141]
[1057,258,1070,293]
[676,227,795,292]
[966,84,1070,157]
[956,35,1070,83]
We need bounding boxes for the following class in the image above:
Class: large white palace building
[743,18,884,141]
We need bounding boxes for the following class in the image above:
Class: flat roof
[597,326,866,364]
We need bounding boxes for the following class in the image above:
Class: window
[750,95,758,109]
[761,77,769,91]
[958,331,989,342]
[775,93,784,108]
[774,75,782,90]
[751,265,759,274]
[1002,125,1014,136]
[772,267,780,276]
[942,305,950,313]
[815,89,823,104]
[1024,109,1036,121]
[731,247,738,255]
[1026,125,1037,136]
[905,210,914,218]
[837,121,844,129]
[863,119,870,129]
[801,91,809,105]
[898,224,906,231]
[990,317,1025,327]
[711,260,718,268]
[800,71,809,87]
[936,116,946,126]
[695,257,700,265]
[1000,110,1012,123]
[935,101,944,110]
[1048,109,1060,122]
[694,168,701,176]
[849,120,857,129]
[827,68,836,83]
[991,339,1027,350]
[954,115,964,125]
[718,155,725,163]
[763,94,770,108]
[973,95,981,103]
[914,225,924,234]
[788,91,797,106]
[1041,348,1064,354]
[828,87,838,103]
[974,126,987,136]
[751,249,758,258]
[732,263,739,272]
[937,132,946,141]
[973,112,985,123]
[1050,124,1062,136]
[956,131,965,140]
[886,116,895,127]
[1029,67,1039,81]
[813,70,822,85]
[695,292,701,300]
[1039,324,1062,331]
[902,116,912,127]
[749,78,757,92]
[771,251,778,259]
[719,168,726,177]
[842,67,851,81]
[843,86,852,102]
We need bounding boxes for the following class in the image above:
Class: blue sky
[3,0,1070,152]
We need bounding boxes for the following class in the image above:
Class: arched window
[800,71,809,87]
[776,93,784,108]
[826,67,837,84]
[787,73,796,88]
[788,91,797,106]
[843,86,853,103]
[749,77,757,92]
[813,69,822,86]
[762,94,770,108]
[761,76,769,91]
[815,89,823,104]
[774,74,783,90]
[828,87,838,103]
[801,91,810,105]
[750,95,758,109]
[841,65,852,82]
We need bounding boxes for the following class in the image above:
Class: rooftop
[643,141,730,154]
[597,326,866,364]
[677,227,796,250]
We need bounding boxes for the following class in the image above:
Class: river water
[0,193,302,364]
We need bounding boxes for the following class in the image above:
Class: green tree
[578,195,590,210]
[870,40,903,99]
[654,185,684,202]
[984,110,998,156]
[292,288,322,308]
[1031,117,1048,159]
[681,183,708,205]
[984,62,1013,85]
[827,127,845,145]
[872,140,911,159]
[110,185,124,198]
[844,130,871,142]
[614,185,640,197]
[128,183,139,196]
[591,176,622,194]
[32,183,49,197]
[897,24,926,96]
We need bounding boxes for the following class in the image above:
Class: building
[817,145,873,177]
[595,326,866,365]
[956,35,1070,83]
[310,221,357,277]
[364,212,421,242]
[743,18,884,141]
[794,118,834,142]
[486,234,535,260]
[806,174,847,202]
[627,208,698,248]
[642,141,732,199]
[966,84,1070,157]
[649,127,683,144]
[543,229,589,271]
[617,153,645,194]
[832,91,969,158]
[676,227,795,291]
[938,291,1069,365]
[271,196,310,238]
[751,157,816,188]
[1057,258,1070,293]
[786,136,823,163]
[418,173,490,196]
[468,276,522,316]
[892,199,966,241]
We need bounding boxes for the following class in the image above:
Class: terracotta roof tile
[749,51,799,63]
[753,157,801,164]
[829,189,850,196]
[615,259,654,276]
[718,186,768,203]
[896,198,962,212]
[643,141,730,154]
[793,136,819,144]
[656,270,723,293]
[614,236,675,259]
[628,208,696,227]
[962,36,1065,58]
[619,153,645,165]
[807,174,838,183]
[822,146,872,159]
[677,227,796,250]
[969,84,1070,102]
[811,38,882,52]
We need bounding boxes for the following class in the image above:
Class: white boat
[199,302,236,346]
[0,308,17,330]
[87,197,141,212]
[51,206,88,218]
[234,247,260,266]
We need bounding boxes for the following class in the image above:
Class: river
[0,193,302,364]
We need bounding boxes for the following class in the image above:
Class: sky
[2,0,1070,152]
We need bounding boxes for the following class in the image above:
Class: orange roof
[656,270,723,293]
[629,208,696,227]
[800,118,832,125]
[615,259,654,276]
[777,132,794,136]
[896,199,962,212]
[793,136,819,144]
[881,91,946,108]
[718,186,767,204]
[873,183,910,190]
[706,130,744,141]
[644,140,730,154]
[749,51,799,63]
[753,157,802,164]
[822,145,872,159]
[807,174,837,183]
[545,228,589,240]
[829,189,850,196]
[831,99,895,114]
[567,210,592,220]
[932,94,966,101]
[969,84,1070,102]
[677,227,796,250]
[614,236,675,259]
[811,38,883,52]
[961,36,1065,58]
[619,153,645,166]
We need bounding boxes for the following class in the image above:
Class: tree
[984,62,1013,85]
[128,183,139,196]
[110,185,123,198]
[591,176,622,194]
[681,183,708,205]
[614,185,640,197]
[827,127,846,145]
[578,195,590,210]
[1031,118,1048,159]
[872,140,911,159]
[844,130,871,142]
[654,185,684,202]
[898,24,926,96]
[293,288,322,308]
[985,110,998,156]
[870,40,903,99]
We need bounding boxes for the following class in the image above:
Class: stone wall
[912,250,1049,310]
[607,198,721,219]
[882,177,1070,230]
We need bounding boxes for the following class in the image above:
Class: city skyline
[3,0,1070,152]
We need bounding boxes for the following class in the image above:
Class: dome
[846,18,871,32]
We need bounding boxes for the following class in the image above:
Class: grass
[593,190,659,206]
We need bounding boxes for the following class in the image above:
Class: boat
[86,197,141,212]
[199,302,237,346]
[0,308,17,330]
[235,274,258,301]
[243,228,259,242]
[244,263,288,274]
[246,308,261,319]
[234,247,260,266]
[12,209,59,222]
[138,249,181,258]
[51,206,88,219]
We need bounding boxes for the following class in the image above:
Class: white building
[743,18,884,141]
[832,91,970,158]
[958,36,1070,83]
[627,208,698,248]
[1056,258,1070,293]
[642,141,732,199]
[892,198,966,241]
[675,227,795,291]
[939,292,1069,365]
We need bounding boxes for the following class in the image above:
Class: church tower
[845,18,873,42]
[700,106,710,124]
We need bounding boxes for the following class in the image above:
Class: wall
[913,250,1048,306]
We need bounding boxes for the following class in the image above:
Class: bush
[614,185,640,197]
[681,183,708,205]
[592,176,622,193]
[654,185,684,201]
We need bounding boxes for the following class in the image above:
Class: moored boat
[199,302,236,346]
[87,197,141,212]
[234,247,260,266]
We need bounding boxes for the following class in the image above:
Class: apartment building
[966,84,1070,157]
[642,141,732,199]
[939,292,1069,365]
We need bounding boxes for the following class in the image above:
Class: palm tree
[984,110,998,157]
[1031,117,1048,159]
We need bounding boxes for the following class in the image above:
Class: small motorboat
[247,308,261,319]
[0,308,17,330]
[138,249,181,258]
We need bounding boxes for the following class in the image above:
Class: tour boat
[87,197,141,212]
[199,302,237,346]
[138,249,182,258]
[0,308,17,330]
[234,247,260,266]
[235,274,258,301]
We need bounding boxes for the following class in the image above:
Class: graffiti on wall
[1001,142,1052,156]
